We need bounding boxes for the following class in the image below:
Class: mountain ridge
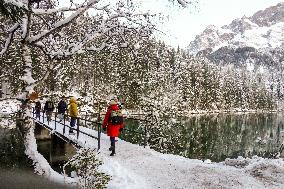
[187,3,284,54]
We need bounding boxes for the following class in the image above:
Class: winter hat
[108,94,118,101]
[108,95,118,105]
[70,97,76,103]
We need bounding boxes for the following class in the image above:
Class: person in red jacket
[102,96,124,156]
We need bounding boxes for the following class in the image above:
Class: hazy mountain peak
[187,3,284,54]
[250,2,284,27]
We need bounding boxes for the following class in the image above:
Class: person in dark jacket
[35,101,41,119]
[44,98,54,122]
[57,96,67,121]
[102,96,124,156]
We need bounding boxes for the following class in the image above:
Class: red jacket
[102,103,124,137]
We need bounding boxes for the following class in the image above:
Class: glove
[119,128,123,132]
[103,127,106,131]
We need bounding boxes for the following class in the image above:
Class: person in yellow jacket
[69,97,78,134]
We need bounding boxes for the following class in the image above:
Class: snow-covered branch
[176,0,191,8]
[33,61,56,87]
[2,0,28,10]
[0,23,20,56]
[32,7,81,15]
[27,0,99,44]
[32,3,109,15]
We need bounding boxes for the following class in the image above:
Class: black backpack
[48,102,53,109]
[110,108,124,124]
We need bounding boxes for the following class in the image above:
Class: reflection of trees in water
[123,113,284,162]
[36,133,76,174]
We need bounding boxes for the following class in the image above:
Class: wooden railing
[31,108,155,149]
[31,108,102,150]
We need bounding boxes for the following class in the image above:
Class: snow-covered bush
[65,148,110,189]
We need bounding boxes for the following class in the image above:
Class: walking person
[57,96,67,121]
[35,100,41,119]
[69,97,78,134]
[44,98,54,122]
[102,96,124,156]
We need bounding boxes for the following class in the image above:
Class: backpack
[47,101,53,109]
[35,102,41,109]
[110,109,124,124]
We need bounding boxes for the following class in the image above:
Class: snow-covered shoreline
[1,99,284,188]
[99,135,284,189]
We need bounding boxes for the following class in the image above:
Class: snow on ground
[99,137,284,189]
[233,22,284,49]
[1,100,284,189]
[32,112,284,189]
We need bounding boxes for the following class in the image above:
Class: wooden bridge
[31,108,149,151]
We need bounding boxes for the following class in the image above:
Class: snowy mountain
[187,3,284,54]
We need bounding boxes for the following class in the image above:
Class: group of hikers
[34,96,79,134]
[34,95,124,156]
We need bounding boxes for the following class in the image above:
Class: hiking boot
[109,146,114,151]
[110,152,116,156]
[110,147,116,156]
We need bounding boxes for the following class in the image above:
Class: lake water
[0,123,74,188]
[1,112,283,172]
[121,113,284,162]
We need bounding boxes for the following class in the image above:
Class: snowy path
[99,136,284,189]
[32,114,284,189]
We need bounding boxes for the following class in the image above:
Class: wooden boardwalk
[31,110,102,150]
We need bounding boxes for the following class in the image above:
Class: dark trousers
[35,110,40,119]
[70,117,76,132]
[110,137,115,153]
[110,137,115,147]
[46,111,52,122]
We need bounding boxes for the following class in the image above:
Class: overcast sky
[140,0,283,48]
[59,0,283,48]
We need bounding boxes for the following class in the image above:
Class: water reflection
[122,113,284,162]
[0,126,74,188]
[35,124,76,174]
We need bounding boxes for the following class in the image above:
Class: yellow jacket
[69,97,78,117]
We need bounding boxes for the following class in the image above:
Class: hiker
[102,96,124,156]
[35,100,41,119]
[44,98,54,122]
[69,97,78,134]
[57,96,67,121]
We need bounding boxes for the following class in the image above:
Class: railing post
[77,117,80,139]
[85,112,87,127]
[97,104,102,151]
[144,123,147,148]
[63,113,66,135]
[42,111,45,123]
[97,123,101,151]
[32,107,34,118]
[54,111,57,130]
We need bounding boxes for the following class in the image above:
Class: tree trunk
[18,43,35,135]
[18,44,55,178]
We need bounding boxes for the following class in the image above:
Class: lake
[121,113,284,162]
